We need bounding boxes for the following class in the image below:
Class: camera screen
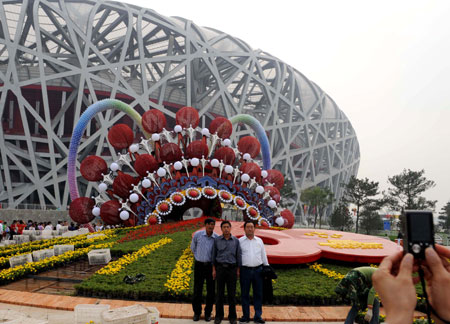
[409,213,432,241]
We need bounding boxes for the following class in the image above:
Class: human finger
[425,247,446,276]
[398,253,414,278]
[379,250,403,273]
[435,244,450,259]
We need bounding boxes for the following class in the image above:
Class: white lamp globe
[129,193,139,203]
[129,144,139,153]
[224,165,234,174]
[201,128,210,137]
[211,159,220,167]
[98,183,108,192]
[243,153,251,161]
[255,186,264,194]
[275,217,285,226]
[268,200,277,208]
[119,210,130,221]
[151,133,160,141]
[261,170,268,178]
[241,173,250,182]
[110,162,119,172]
[174,161,183,170]
[222,139,231,147]
[92,207,101,217]
[174,125,182,133]
[190,158,200,167]
[157,168,166,177]
[142,178,151,188]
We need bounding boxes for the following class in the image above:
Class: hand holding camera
[373,210,450,324]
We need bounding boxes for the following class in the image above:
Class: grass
[75,230,194,301]
[76,228,360,305]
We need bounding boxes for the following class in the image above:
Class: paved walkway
[0,289,425,322]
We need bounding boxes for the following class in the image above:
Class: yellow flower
[165,245,194,295]
[96,237,173,276]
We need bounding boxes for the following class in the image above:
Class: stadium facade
[0,0,360,223]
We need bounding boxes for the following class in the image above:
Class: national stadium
[0,0,360,224]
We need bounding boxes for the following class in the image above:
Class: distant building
[0,0,360,223]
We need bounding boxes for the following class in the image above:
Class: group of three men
[191,218,269,324]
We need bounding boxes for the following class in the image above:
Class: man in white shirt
[238,221,269,324]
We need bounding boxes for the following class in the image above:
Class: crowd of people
[0,219,81,241]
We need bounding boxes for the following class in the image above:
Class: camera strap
[418,267,450,324]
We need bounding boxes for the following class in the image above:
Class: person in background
[212,221,241,324]
[44,222,53,231]
[9,220,18,239]
[3,222,9,240]
[68,222,76,231]
[335,266,379,324]
[95,222,103,232]
[37,223,44,231]
[17,220,26,235]
[190,218,218,322]
[0,221,3,241]
[373,246,450,324]
[56,221,62,232]
[238,221,269,324]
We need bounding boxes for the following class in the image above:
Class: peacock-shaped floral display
[67,99,295,232]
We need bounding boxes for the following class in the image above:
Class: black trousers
[192,261,215,316]
[215,264,237,321]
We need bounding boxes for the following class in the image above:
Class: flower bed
[164,245,194,295]
[0,230,116,269]
[96,237,173,276]
[117,217,218,243]
[0,229,116,259]
[0,242,114,284]
[308,263,345,280]
[75,231,195,301]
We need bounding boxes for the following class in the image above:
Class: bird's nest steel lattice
[0,0,360,224]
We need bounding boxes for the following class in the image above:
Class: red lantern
[69,197,95,224]
[264,186,281,203]
[80,156,107,181]
[240,162,262,182]
[107,124,134,150]
[209,117,233,139]
[142,109,167,134]
[160,143,183,163]
[266,169,285,190]
[280,209,295,229]
[134,154,159,177]
[186,140,209,159]
[214,147,236,165]
[237,136,261,158]
[100,200,121,225]
[176,106,199,128]
[112,171,137,199]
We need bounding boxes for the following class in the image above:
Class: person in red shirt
[17,220,26,235]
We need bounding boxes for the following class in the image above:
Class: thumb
[398,253,414,278]
[425,247,446,276]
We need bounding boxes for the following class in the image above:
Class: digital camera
[401,210,435,259]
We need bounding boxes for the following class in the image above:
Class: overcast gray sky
[125,0,450,212]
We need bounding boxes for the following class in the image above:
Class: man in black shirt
[212,221,241,324]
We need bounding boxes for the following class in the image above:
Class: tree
[359,208,384,235]
[300,186,333,228]
[280,179,297,209]
[386,169,436,211]
[330,202,354,231]
[438,201,450,232]
[342,176,380,233]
